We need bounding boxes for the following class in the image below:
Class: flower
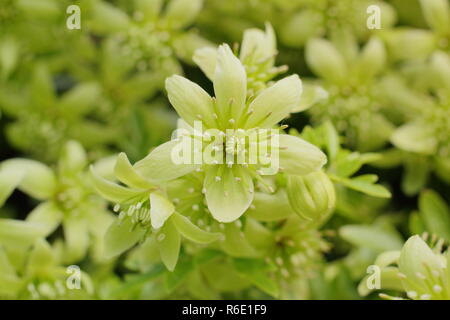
[0,238,93,299]
[359,235,450,300]
[305,32,395,151]
[0,140,113,263]
[133,43,326,223]
[90,152,221,271]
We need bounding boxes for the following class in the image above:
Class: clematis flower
[133,44,326,223]
[90,152,221,271]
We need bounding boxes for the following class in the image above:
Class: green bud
[286,171,335,222]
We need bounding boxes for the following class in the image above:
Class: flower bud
[286,171,335,222]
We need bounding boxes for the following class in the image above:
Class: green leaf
[232,258,279,298]
[419,190,450,242]
[340,224,403,253]
[402,155,429,196]
[156,219,181,271]
[172,212,221,244]
[332,175,391,198]
[322,121,339,160]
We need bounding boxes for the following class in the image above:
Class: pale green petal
[59,83,100,117]
[114,153,154,190]
[0,219,48,250]
[172,212,221,243]
[221,223,259,257]
[340,225,403,253]
[245,75,302,128]
[134,0,162,20]
[419,0,449,34]
[63,216,89,263]
[383,29,435,61]
[280,10,323,48]
[165,74,216,128]
[356,37,386,80]
[150,192,175,229]
[247,190,293,221]
[164,0,202,29]
[204,165,254,223]
[214,44,247,124]
[90,166,144,204]
[1,159,56,200]
[104,218,146,259]
[156,219,180,271]
[399,235,443,288]
[419,190,450,242]
[279,135,327,175]
[58,140,87,174]
[391,122,437,155]
[26,239,56,275]
[193,46,217,80]
[0,165,24,207]
[26,201,63,236]
[375,251,401,268]
[89,1,130,33]
[0,247,22,297]
[431,51,450,91]
[134,140,198,182]
[292,84,328,113]
[306,38,347,84]
[239,23,276,64]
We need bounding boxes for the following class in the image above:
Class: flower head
[134,43,326,222]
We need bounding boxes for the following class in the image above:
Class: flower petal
[239,23,276,64]
[63,216,89,263]
[172,212,221,243]
[26,202,63,236]
[58,140,87,174]
[150,192,175,229]
[279,134,327,175]
[90,166,144,204]
[1,159,56,200]
[391,122,437,155]
[204,165,254,223]
[306,38,347,84]
[245,75,302,128]
[165,74,216,128]
[193,46,217,80]
[134,140,198,182]
[114,153,154,190]
[103,218,146,259]
[164,0,203,30]
[156,219,180,271]
[399,235,443,289]
[214,44,247,125]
